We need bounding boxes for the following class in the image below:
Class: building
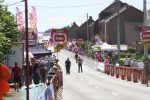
[67,22,79,41]
[98,0,143,46]
[76,16,94,41]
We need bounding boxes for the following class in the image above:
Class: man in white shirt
[124,56,130,67]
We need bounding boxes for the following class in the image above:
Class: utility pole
[143,0,148,55]
[116,0,120,53]
[25,0,29,100]
[87,13,89,51]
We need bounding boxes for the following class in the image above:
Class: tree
[0,0,20,62]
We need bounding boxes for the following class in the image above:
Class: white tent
[100,42,117,51]
[92,42,117,51]
[24,52,34,59]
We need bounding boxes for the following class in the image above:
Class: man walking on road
[77,57,83,73]
[65,58,71,74]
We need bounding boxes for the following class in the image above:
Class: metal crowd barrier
[104,64,147,84]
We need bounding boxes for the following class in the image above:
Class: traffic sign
[140,31,150,40]
[54,35,65,42]
[138,26,150,31]
[51,29,67,43]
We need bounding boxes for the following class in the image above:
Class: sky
[3,0,150,32]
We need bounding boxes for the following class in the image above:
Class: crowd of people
[11,54,60,92]
[66,44,145,68]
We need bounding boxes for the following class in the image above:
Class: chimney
[89,16,92,20]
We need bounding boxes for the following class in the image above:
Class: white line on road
[112,92,119,96]
[89,83,93,85]
[96,86,100,89]
[80,78,83,81]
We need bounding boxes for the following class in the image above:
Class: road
[57,50,150,100]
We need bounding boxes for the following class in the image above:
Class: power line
[8,1,113,9]
[7,0,24,6]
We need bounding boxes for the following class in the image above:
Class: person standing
[75,53,78,63]
[32,63,42,84]
[40,63,48,84]
[65,58,71,74]
[124,56,130,67]
[11,62,21,92]
[131,59,137,67]
[77,57,83,73]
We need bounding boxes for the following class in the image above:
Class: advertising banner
[16,7,23,32]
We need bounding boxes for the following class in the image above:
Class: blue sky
[3,0,150,32]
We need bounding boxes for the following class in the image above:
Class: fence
[104,64,148,84]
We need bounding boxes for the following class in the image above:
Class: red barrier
[104,64,110,75]
[107,65,111,75]
[126,68,132,81]
[111,65,115,76]
[140,69,146,84]
[115,67,120,78]
[104,65,107,74]
[121,67,126,80]
[132,68,138,83]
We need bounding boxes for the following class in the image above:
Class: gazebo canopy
[28,45,51,57]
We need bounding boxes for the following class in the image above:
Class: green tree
[0,0,20,62]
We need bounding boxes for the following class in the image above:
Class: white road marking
[112,92,119,96]
[80,78,83,81]
[96,86,100,89]
[89,83,93,85]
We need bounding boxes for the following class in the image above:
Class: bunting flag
[30,13,33,29]
[16,7,23,32]
[31,6,37,32]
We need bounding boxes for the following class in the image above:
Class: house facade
[97,0,143,46]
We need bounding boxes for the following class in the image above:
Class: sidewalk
[3,84,21,100]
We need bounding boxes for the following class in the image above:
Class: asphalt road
[57,50,150,100]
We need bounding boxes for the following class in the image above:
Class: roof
[28,45,51,56]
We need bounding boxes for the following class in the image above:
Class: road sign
[51,29,67,43]
[140,31,150,41]
[54,43,64,52]
[54,34,65,42]
[138,26,150,31]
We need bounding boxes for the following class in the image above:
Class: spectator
[137,61,144,68]
[130,59,137,67]
[11,62,21,92]
[32,63,42,84]
[40,64,48,84]
[105,57,110,64]
[124,56,130,67]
